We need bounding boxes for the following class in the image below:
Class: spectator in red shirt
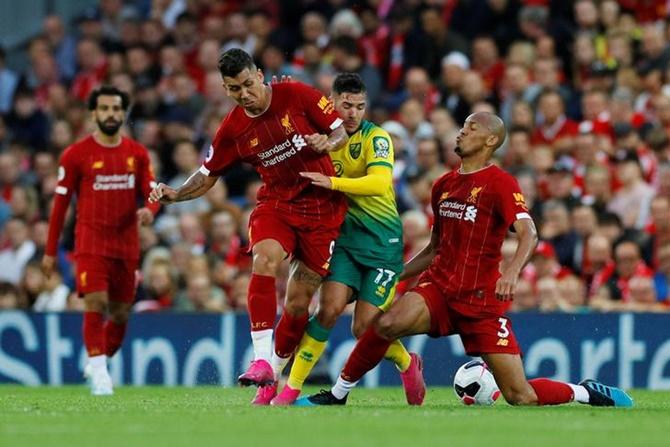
[532,90,579,152]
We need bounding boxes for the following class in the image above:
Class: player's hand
[149,183,178,204]
[137,207,154,225]
[495,270,518,301]
[300,171,333,189]
[41,255,56,279]
[270,75,292,84]
[304,133,333,153]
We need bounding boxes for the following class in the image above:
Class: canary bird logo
[467,186,483,203]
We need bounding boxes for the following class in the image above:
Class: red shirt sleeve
[496,173,532,227]
[201,119,240,177]
[293,82,343,134]
[46,146,80,256]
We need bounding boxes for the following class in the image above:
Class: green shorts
[326,244,401,311]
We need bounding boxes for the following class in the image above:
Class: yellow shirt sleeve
[330,165,392,196]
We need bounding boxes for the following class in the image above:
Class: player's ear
[487,134,499,148]
[256,69,264,82]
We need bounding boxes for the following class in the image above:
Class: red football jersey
[423,165,532,309]
[201,82,346,218]
[46,135,158,260]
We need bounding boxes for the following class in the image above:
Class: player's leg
[298,291,432,406]
[82,290,113,395]
[76,255,114,395]
[352,299,425,405]
[104,259,136,359]
[271,280,353,405]
[239,238,288,390]
[273,260,322,375]
[272,220,340,376]
[477,317,632,407]
[355,268,425,405]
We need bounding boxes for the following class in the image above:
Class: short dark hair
[87,85,130,111]
[218,48,256,78]
[333,73,366,95]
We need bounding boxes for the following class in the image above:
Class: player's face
[455,116,489,158]
[333,92,367,134]
[93,95,125,136]
[222,68,267,113]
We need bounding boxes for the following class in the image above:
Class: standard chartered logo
[464,205,478,223]
[259,135,308,167]
[439,200,478,223]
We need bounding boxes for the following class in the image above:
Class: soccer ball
[453,360,501,406]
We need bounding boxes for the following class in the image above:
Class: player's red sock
[104,320,127,357]
[528,378,574,405]
[274,311,309,358]
[248,273,277,332]
[83,312,105,357]
[341,327,392,382]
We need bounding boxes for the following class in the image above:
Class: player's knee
[109,308,130,324]
[374,314,398,340]
[252,252,281,275]
[501,387,537,406]
[351,321,367,339]
[316,306,341,329]
[283,298,310,316]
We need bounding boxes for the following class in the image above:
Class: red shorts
[248,206,343,276]
[75,254,138,303]
[411,281,521,356]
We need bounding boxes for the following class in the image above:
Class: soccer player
[270,73,425,406]
[299,112,634,407]
[42,86,159,395]
[150,49,348,404]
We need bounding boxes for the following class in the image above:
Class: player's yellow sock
[286,317,330,390]
[384,340,411,372]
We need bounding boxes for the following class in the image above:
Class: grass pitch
[1,386,668,447]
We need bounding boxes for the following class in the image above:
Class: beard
[454,146,463,157]
[97,119,122,136]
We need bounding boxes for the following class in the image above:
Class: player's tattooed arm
[305,125,348,153]
[399,225,439,281]
[149,171,217,204]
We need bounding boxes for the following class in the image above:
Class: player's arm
[296,82,347,153]
[43,150,78,277]
[304,124,348,153]
[495,218,538,301]
[300,164,391,195]
[149,169,218,204]
[399,224,440,281]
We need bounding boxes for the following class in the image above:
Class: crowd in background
[1,0,670,314]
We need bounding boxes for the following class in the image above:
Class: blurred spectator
[0,218,36,285]
[0,45,19,113]
[592,240,654,308]
[0,281,24,309]
[653,243,670,302]
[607,151,655,229]
[173,273,228,312]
